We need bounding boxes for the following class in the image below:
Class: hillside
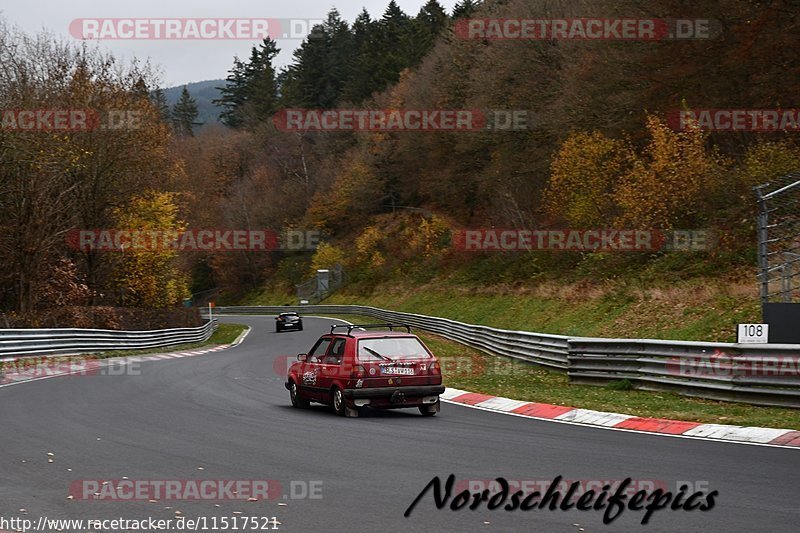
[177,0,800,315]
[244,257,760,342]
[163,79,224,126]
[3,0,799,330]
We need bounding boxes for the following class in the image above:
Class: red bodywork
[285,330,445,416]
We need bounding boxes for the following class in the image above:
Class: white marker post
[738,323,769,344]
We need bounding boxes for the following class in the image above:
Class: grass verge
[209,323,249,345]
[315,280,759,342]
[90,322,248,358]
[316,313,800,430]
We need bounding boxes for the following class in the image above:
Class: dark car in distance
[275,312,303,333]
[285,324,445,417]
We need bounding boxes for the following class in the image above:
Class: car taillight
[351,365,366,379]
[428,361,440,375]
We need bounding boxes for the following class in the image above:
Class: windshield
[357,337,432,361]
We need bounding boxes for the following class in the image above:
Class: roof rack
[330,323,412,336]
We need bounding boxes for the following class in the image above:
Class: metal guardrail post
[755,184,770,305]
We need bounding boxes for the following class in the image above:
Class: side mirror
[297,353,308,362]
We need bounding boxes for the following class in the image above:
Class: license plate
[382,367,414,375]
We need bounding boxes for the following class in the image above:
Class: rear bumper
[343,385,445,399]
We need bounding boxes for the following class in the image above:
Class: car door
[316,337,347,400]
[300,336,333,401]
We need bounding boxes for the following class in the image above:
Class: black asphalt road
[0,316,797,533]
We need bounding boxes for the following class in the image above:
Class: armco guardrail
[210,305,571,370]
[0,320,217,359]
[568,338,800,408]
[210,305,800,408]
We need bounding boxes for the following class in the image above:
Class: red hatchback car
[285,324,445,417]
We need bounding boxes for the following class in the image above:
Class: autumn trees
[201,0,800,296]
[545,117,728,231]
[0,21,181,313]
[112,191,189,307]
[288,0,800,290]
[5,0,800,311]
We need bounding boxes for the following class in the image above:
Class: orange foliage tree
[615,115,726,229]
[545,131,635,227]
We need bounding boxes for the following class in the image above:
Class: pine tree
[243,38,280,121]
[215,38,280,128]
[280,35,326,108]
[321,9,354,107]
[172,86,199,136]
[340,9,379,103]
[452,0,481,18]
[150,87,171,122]
[411,0,448,65]
[216,57,248,128]
[369,2,415,94]
[350,8,374,54]
[280,9,352,109]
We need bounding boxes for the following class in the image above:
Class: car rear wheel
[332,388,346,416]
[333,388,360,417]
[419,400,440,417]
[290,381,309,408]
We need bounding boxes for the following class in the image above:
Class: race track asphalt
[0,316,797,533]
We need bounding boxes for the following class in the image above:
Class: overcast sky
[1,0,458,87]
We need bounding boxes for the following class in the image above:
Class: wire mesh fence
[756,171,800,304]
[295,265,344,304]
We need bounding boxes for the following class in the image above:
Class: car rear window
[357,337,432,361]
